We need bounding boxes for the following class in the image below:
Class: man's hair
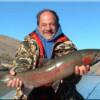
[36,9,59,27]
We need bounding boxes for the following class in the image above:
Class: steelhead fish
[0,49,100,93]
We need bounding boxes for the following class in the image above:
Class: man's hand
[75,65,90,75]
[7,70,23,88]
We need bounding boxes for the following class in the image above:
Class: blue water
[76,75,100,100]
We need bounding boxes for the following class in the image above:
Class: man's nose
[46,25,51,30]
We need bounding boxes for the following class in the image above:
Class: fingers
[7,78,22,88]
[7,80,13,87]
[7,70,21,88]
[75,65,80,75]
[75,65,90,75]
[9,69,16,76]
[86,65,90,71]
[15,78,22,87]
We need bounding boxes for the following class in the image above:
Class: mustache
[44,30,54,34]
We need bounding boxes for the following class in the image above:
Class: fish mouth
[1,77,10,83]
[0,75,10,83]
[0,66,9,71]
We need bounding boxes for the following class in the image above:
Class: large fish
[0,49,100,95]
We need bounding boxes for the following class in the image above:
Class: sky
[0,1,100,49]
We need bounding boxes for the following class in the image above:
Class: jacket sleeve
[53,37,77,58]
[12,35,39,72]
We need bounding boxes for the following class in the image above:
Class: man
[7,9,90,100]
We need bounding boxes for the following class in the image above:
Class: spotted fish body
[1,49,100,89]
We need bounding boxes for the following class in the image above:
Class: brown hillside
[0,35,20,65]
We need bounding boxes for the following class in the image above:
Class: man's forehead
[40,11,55,17]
